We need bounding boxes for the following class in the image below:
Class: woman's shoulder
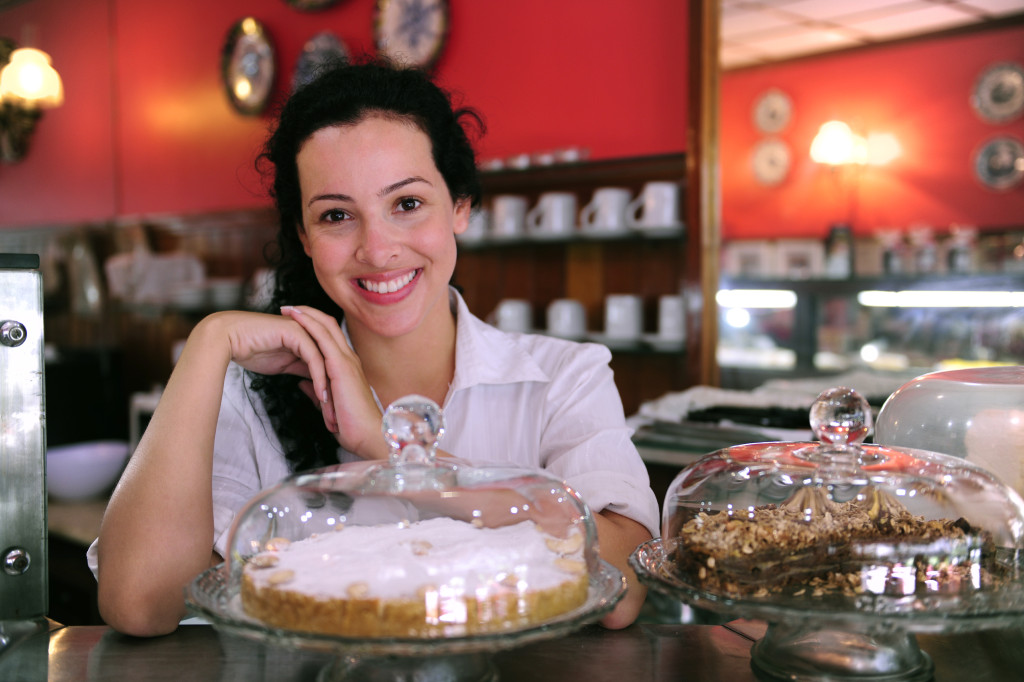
[513,332,612,373]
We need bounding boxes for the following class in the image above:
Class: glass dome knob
[381,394,446,466]
[809,386,872,446]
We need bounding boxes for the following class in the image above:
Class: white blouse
[88,289,659,574]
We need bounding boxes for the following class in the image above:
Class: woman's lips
[357,269,420,294]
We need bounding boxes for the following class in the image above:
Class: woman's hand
[278,306,389,460]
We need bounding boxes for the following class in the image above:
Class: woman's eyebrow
[307,192,353,207]
[379,176,431,197]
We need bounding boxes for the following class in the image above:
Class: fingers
[298,379,338,434]
[280,305,385,459]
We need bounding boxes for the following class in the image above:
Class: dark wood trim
[479,153,686,196]
[688,0,721,388]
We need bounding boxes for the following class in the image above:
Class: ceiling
[721,0,1024,69]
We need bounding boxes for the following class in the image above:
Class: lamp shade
[810,120,859,165]
[0,47,63,108]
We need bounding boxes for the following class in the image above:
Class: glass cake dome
[631,386,1024,682]
[186,395,624,667]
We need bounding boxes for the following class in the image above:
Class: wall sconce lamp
[810,120,901,167]
[0,38,64,164]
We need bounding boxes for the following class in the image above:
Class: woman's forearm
[594,509,652,629]
[96,316,233,636]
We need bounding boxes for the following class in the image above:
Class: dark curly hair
[250,59,483,472]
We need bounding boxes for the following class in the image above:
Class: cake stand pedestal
[318,653,497,682]
[187,562,624,682]
[749,620,931,682]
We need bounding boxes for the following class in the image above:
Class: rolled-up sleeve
[538,343,660,539]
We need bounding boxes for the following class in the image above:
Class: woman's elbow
[600,581,647,630]
[97,581,183,637]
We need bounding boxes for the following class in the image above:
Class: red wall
[0,0,689,228]
[721,23,1024,241]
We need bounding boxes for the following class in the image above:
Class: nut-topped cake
[672,488,991,597]
[656,387,1022,600]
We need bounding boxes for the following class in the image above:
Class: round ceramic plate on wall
[752,89,793,133]
[375,0,449,69]
[292,31,349,92]
[285,0,341,9]
[222,17,275,116]
[973,136,1024,190]
[971,62,1024,124]
[752,138,791,186]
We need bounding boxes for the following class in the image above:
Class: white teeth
[360,271,416,294]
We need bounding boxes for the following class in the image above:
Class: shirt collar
[449,288,551,394]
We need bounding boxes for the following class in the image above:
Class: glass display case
[716,273,1024,389]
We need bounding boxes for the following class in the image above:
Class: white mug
[491,195,529,238]
[604,294,643,340]
[491,299,532,333]
[626,181,681,230]
[580,187,632,233]
[546,298,586,339]
[657,294,686,340]
[526,192,577,237]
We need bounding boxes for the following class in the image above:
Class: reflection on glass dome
[631,387,1024,681]
[191,395,622,646]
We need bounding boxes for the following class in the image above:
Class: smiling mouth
[358,270,420,294]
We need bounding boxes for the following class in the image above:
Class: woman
[94,61,659,636]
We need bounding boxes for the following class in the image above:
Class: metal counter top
[3,620,1023,681]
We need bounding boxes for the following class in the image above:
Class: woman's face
[296,115,470,340]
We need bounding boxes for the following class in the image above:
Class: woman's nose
[355,219,400,266]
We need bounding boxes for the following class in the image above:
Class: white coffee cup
[626,181,681,230]
[604,294,643,340]
[546,298,586,339]
[459,206,490,242]
[657,294,686,340]
[491,299,532,333]
[526,192,577,237]
[580,187,632,233]
[491,195,529,238]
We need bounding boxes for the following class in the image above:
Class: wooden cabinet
[453,154,711,416]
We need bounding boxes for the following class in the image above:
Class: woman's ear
[452,198,472,236]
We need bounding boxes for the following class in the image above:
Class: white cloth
[88,289,659,575]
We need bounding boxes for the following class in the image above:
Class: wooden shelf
[454,154,699,415]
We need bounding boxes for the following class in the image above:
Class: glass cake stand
[186,560,623,681]
[185,395,626,681]
[630,387,1024,682]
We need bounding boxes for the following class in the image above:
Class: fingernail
[281,305,301,315]
[322,390,328,403]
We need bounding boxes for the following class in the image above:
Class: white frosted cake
[240,516,590,637]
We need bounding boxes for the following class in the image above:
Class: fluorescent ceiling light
[858,290,1024,307]
[717,289,798,309]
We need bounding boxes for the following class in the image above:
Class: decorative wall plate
[971,62,1024,124]
[752,138,791,186]
[753,89,792,133]
[285,0,341,10]
[222,17,275,116]
[292,31,350,92]
[973,136,1024,190]
[374,0,449,69]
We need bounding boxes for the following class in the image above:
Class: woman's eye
[320,208,349,223]
[396,197,422,212]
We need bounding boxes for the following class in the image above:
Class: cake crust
[239,517,589,637]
